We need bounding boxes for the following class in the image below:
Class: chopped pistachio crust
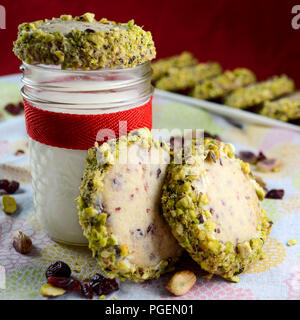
[77,128,182,282]
[161,138,272,281]
[224,75,295,109]
[151,51,198,82]
[13,13,156,70]
[259,98,300,121]
[190,68,256,100]
[155,63,222,91]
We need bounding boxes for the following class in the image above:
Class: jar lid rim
[21,61,151,74]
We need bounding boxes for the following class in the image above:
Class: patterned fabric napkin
[0,77,299,300]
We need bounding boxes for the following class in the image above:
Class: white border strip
[0,265,5,290]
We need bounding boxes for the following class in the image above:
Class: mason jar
[20,62,153,245]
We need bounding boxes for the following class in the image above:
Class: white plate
[154,88,300,133]
[0,73,22,84]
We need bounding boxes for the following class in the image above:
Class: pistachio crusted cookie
[224,75,295,109]
[151,51,198,82]
[155,63,222,91]
[259,98,300,122]
[190,68,256,100]
[13,13,156,70]
[161,138,272,282]
[77,128,182,282]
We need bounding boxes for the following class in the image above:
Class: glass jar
[20,62,153,245]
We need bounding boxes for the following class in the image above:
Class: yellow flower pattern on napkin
[246,238,287,274]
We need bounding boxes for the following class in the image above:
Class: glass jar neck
[21,62,153,114]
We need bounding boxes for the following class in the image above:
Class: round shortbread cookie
[13,13,156,70]
[77,128,182,281]
[161,138,272,282]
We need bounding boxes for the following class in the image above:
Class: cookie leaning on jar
[77,128,183,282]
[161,138,273,282]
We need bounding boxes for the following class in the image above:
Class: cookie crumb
[287,239,297,246]
[2,195,17,214]
[229,275,240,283]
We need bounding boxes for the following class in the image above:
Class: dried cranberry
[18,102,24,110]
[147,223,156,234]
[265,189,284,199]
[156,168,161,178]
[4,103,23,116]
[6,181,20,194]
[131,229,144,240]
[69,279,81,292]
[257,151,267,162]
[47,277,80,291]
[114,245,121,257]
[238,151,257,164]
[14,149,25,156]
[89,273,105,293]
[80,283,93,299]
[204,131,221,141]
[198,214,204,224]
[0,179,9,191]
[101,278,119,295]
[47,276,71,288]
[89,273,119,296]
[46,261,71,278]
[204,131,213,139]
[85,28,95,33]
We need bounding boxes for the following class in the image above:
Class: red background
[0,0,300,86]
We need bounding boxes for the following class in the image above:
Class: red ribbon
[23,98,152,150]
